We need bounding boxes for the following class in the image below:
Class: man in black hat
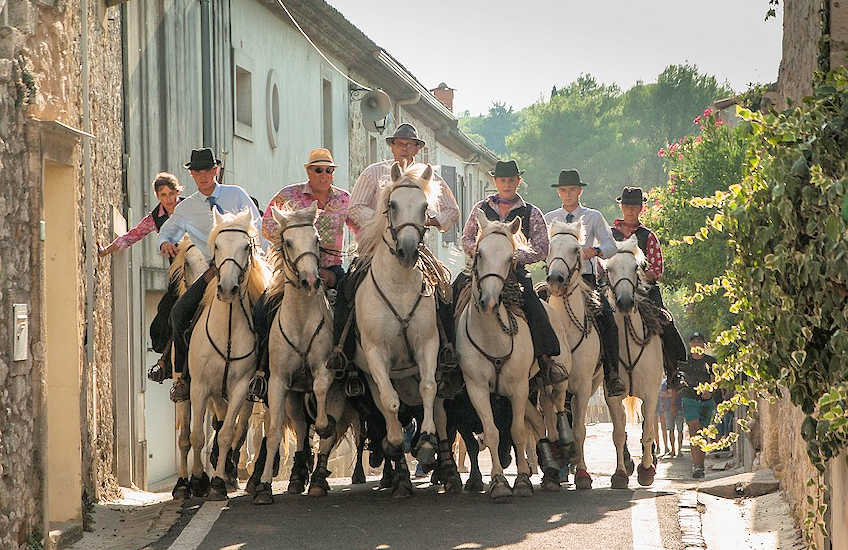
[460,160,568,385]
[611,186,686,388]
[544,169,626,396]
[158,147,267,401]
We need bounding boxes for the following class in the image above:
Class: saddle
[454,270,525,321]
[634,289,672,339]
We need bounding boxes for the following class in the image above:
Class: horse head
[209,209,257,302]
[271,201,321,294]
[600,235,646,313]
[382,161,434,269]
[473,209,522,314]
[546,218,584,296]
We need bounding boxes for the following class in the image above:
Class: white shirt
[544,204,618,276]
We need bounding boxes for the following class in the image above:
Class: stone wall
[0,1,123,547]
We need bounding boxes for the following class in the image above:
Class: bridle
[471,230,517,304]
[546,230,582,295]
[279,222,321,287]
[207,227,257,400]
[608,249,640,300]
[547,230,596,353]
[382,183,428,258]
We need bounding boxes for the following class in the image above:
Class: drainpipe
[200,0,213,146]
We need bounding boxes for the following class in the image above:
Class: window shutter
[442,165,457,243]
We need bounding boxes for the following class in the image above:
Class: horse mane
[355,162,441,259]
[168,236,195,296]
[201,209,271,307]
[476,216,533,255]
[266,204,319,302]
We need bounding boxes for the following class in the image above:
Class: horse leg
[226,400,252,489]
[460,424,484,492]
[309,384,346,497]
[465,380,510,501]
[637,395,658,487]
[413,347,439,469]
[189,390,211,498]
[173,401,192,498]
[505,384,533,498]
[312,361,336,439]
[363,354,404,452]
[207,380,251,501]
[434,398,461,494]
[285,391,311,495]
[608,395,629,489]
[253,377,286,505]
[571,384,593,490]
[351,418,367,485]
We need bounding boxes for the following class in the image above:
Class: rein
[277,302,326,378]
[547,230,593,353]
[207,227,257,400]
[278,222,322,288]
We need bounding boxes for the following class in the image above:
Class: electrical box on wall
[12,303,28,361]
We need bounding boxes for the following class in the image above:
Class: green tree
[459,101,521,155]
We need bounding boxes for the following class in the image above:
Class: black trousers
[255,265,346,374]
[647,284,687,364]
[151,280,180,353]
[582,274,620,382]
[169,275,210,376]
[516,268,560,358]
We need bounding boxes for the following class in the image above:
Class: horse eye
[285,239,292,248]
[389,201,397,210]
[244,244,250,252]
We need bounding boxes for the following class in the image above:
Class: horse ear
[391,162,402,183]
[213,209,224,226]
[474,208,489,231]
[271,205,287,228]
[509,216,522,235]
[308,200,319,222]
[421,164,433,181]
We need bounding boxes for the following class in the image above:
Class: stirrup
[147,361,168,384]
[344,371,364,397]
[327,348,349,381]
[437,343,459,371]
[170,378,190,403]
[247,371,268,402]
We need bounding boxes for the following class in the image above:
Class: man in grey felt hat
[545,169,626,397]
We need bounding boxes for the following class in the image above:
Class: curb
[678,490,706,549]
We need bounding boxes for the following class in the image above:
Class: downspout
[200,0,213,146]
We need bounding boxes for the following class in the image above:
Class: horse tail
[623,396,640,424]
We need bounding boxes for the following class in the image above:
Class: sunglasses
[310,166,335,174]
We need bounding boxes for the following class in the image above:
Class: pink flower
[700,124,706,131]
[657,148,665,158]
[715,119,725,126]
[669,143,679,154]
[703,107,714,117]
[695,136,702,144]
[669,174,676,182]
[694,115,702,124]
[670,185,677,192]
[678,153,683,160]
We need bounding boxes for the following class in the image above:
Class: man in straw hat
[611,186,687,388]
[159,147,268,402]
[460,159,569,385]
[544,169,626,396]
[252,148,355,396]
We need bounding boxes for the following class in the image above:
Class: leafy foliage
[458,102,521,156]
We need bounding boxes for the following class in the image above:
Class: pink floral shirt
[110,204,162,250]
[613,219,664,279]
[262,183,353,267]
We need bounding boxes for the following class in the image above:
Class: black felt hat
[488,160,525,178]
[184,148,222,170]
[616,186,647,205]
[552,169,587,187]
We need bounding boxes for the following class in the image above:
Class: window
[368,135,377,165]
[233,49,255,141]
[322,78,333,150]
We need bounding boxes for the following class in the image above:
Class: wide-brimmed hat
[488,160,525,178]
[552,169,587,187]
[616,186,647,205]
[184,147,221,171]
[386,123,425,147]
[303,148,338,168]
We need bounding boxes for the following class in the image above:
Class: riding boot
[248,291,278,402]
[597,293,626,397]
[517,268,567,386]
[147,346,173,383]
[648,284,687,390]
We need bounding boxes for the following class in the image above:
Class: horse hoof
[625,458,635,476]
[392,479,413,499]
[413,433,438,467]
[190,472,210,498]
[206,476,228,501]
[252,482,274,505]
[443,473,463,494]
[314,415,336,439]
[172,478,191,499]
[225,473,239,491]
[378,472,394,490]
[513,473,534,497]
[637,464,656,487]
[488,474,512,502]
[541,468,561,492]
[308,484,329,497]
[464,475,484,493]
[351,472,366,485]
[287,479,306,495]
[245,476,259,496]
[574,469,593,490]
[610,470,630,489]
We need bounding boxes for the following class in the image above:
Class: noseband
[382,183,429,257]
[279,222,321,284]
[547,230,582,287]
[214,228,254,289]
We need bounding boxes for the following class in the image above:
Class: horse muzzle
[298,270,320,294]
[394,237,420,269]
[478,293,501,314]
[546,270,567,295]
[616,295,634,313]
[216,282,240,303]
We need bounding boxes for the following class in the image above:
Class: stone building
[0,0,124,548]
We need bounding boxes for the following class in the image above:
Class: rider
[254,148,353,383]
[96,172,184,382]
[158,148,268,402]
[611,186,687,388]
[460,160,569,385]
[543,169,626,397]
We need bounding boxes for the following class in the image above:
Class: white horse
[545,219,626,490]
[187,209,271,500]
[353,162,447,497]
[456,211,549,501]
[251,203,358,503]
[600,236,664,488]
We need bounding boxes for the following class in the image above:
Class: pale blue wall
[229,0,352,212]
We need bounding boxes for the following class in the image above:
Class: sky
[325,0,784,116]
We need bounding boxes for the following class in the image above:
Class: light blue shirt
[158,183,268,260]
[544,204,618,276]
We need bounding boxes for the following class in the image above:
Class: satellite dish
[360,89,391,122]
